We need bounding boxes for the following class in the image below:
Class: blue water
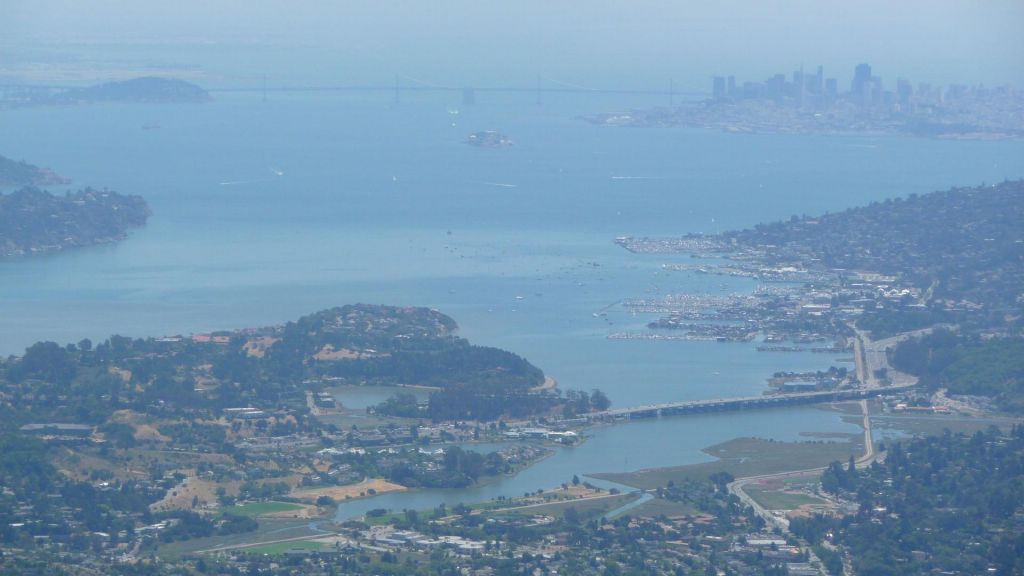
[328,405,859,520]
[2,90,1022,516]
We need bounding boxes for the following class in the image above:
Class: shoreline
[291,478,407,505]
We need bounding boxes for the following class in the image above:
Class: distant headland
[0,186,150,257]
[0,77,211,108]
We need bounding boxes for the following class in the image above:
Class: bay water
[2,90,1022,516]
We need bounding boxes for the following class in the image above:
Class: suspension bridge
[212,74,707,105]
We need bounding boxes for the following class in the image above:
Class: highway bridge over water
[587,328,922,422]
[585,388,898,421]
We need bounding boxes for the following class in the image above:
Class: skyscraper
[713,76,726,100]
[896,78,912,107]
[825,78,838,99]
[851,63,872,96]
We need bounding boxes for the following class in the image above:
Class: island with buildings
[585,63,1024,138]
[0,186,150,257]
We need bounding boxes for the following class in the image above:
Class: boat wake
[220,168,283,186]
[219,179,270,186]
[472,181,518,188]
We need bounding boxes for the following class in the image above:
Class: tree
[709,471,734,491]
[404,509,419,525]
[821,462,843,495]
[563,506,581,525]
[14,341,77,385]
[590,389,611,411]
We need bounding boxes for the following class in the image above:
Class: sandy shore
[290,478,406,503]
[261,503,324,519]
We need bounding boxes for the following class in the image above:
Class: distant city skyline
[711,61,1008,105]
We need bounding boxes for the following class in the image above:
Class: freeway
[851,324,932,390]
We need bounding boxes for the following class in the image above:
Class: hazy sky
[3,0,1023,90]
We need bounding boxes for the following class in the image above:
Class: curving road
[728,399,877,533]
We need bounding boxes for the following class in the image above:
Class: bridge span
[586,387,902,421]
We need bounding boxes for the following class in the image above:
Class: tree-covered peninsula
[617,179,1024,413]
[723,181,1023,310]
[1,304,566,424]
[0,305,587,570]
[621,180,1024,316]
[0,187,150,257]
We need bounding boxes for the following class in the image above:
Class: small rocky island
[0,187,150,257]
[0,154,70,188]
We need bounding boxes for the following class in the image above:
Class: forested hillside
[722,180,1024,308]
[792,427,1024,575]
[891,329,1024,412]
[0,187,149,257]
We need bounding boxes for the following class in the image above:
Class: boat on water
[466,130,513,147]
